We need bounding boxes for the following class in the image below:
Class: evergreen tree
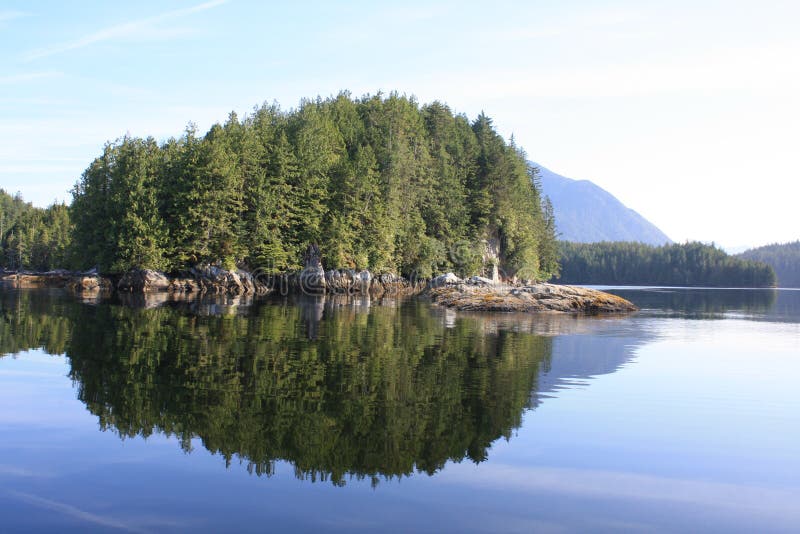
[71,146,116,271]
[108,137,168,272]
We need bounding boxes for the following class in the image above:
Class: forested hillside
[738,241,800,288]
[557,241,776,287]
[0,190,72,271]
[67,92,558,280]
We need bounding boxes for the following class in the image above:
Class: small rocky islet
[427,275,637,313]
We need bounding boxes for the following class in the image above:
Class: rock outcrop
[483,237,501,282]
[369,273,417,297]
[431,272,461,287]
[1,270,112,293]
[117,269,171,292]
[324,269,372,293]
[115,266,273,295]
[426,282,637,314]
[189,265,264,295]
[68,275,113,293]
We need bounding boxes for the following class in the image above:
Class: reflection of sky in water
[1,291,799,533]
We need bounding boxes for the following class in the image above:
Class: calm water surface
[0,287,798,533]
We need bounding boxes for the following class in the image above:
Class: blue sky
[1,0,798,250]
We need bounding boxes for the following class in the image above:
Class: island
[1,92,636,313]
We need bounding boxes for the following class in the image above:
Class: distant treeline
[556,241,777,287]
[738,241,800,288]
[0,190,72,271]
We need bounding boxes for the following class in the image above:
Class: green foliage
[738,241,800,288]
[556,241,777,287]
[538,194,560,279]
[67,92,559,278]
[0,189,72,271]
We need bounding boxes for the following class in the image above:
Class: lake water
[0,287,798,533]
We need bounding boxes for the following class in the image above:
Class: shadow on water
[0,289,651,485]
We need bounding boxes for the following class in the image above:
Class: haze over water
[0,287,798,532]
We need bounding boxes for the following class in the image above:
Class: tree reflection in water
[0,290,555,486]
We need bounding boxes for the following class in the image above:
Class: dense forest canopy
[556,241,777,287]
[63,92,558,280]
[738,241,800,288]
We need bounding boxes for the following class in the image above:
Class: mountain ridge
[533,162,672,245]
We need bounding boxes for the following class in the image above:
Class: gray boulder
[430,272,462,288]
[118,269,171,293]
[190,265,257,294]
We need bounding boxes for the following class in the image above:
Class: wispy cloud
[22,0,228,62]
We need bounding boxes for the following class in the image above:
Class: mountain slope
[534,162,671,245]
[738,241,800,288]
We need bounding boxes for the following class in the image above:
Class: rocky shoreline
[1,268,636,315]
[0,266,416,297]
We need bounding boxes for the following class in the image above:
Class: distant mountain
[738,241,800,288]
[534,162,672,245]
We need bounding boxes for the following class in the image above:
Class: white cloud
[22,0,228,62]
